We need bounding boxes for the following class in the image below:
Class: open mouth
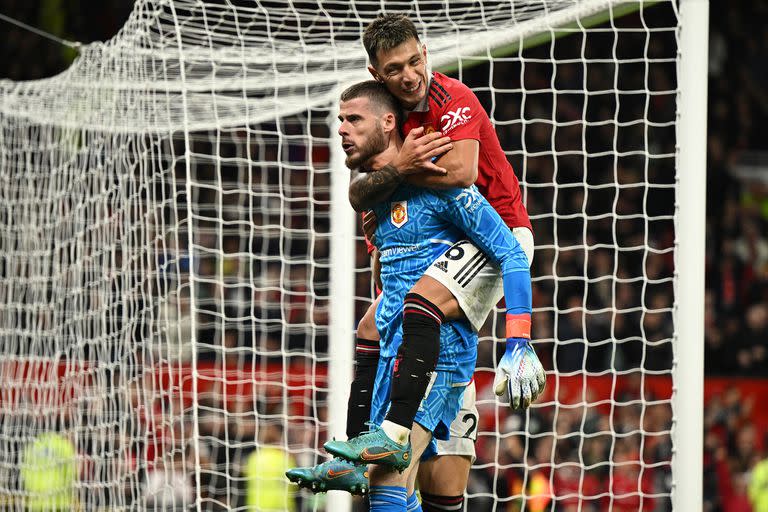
[403,80,421,94]
[342,142,355,154]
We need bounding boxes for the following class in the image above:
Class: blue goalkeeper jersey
[372,184,529,380]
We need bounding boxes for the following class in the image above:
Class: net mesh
[0,1,680,510]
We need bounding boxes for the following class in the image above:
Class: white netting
[0,1,682,510]
[3,1,643,132]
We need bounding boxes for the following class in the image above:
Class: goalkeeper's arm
[434,186,546,409]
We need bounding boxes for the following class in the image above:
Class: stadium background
[0,0,766,510]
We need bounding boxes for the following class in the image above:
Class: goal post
[326,111,356,512]
[0,1,706,510]
[674,0,708,509]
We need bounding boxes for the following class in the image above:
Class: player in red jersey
[397,73,532,234]
[350,12,538,506]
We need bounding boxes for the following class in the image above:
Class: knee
[357,301,379,340]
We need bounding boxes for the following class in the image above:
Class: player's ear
[368,65,382,82]
[382,112,396,133]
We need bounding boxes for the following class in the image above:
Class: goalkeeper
[289,81,544,510]
[289,13,543,509]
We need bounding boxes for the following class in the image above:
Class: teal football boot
[323,428,411,472]
[285,457,369,495]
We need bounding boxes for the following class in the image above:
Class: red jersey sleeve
[364,236,375,255]
[361,212,376,255]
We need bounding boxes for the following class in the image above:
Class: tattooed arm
[348,127,453,212]
[348,165,403,212]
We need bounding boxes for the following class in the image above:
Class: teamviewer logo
[440,106,471,133]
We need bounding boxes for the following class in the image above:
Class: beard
[345,123,387,169]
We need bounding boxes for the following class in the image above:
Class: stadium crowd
[1,1,767,511]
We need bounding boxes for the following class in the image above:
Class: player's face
[337,97,388,169]
[369,38,428,110]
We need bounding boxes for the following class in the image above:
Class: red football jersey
[402,72,532,231]
[362,211,376,255]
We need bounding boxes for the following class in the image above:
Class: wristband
[505,313,531,339]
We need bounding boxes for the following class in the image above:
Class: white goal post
[675,0,708,508]
[0,1,707,511]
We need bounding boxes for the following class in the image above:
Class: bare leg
[417,454,471,495]
[357,296,381,341]
[409,275,462,320]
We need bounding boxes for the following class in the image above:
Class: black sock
[346,337,380,438]
[385,293,444,429]
[420,492,464,512]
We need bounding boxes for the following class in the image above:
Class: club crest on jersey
[391,201,408,228]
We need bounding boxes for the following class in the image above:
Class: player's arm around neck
[347,126,452,212]
[348,166,403,212]
[405,139,478,189]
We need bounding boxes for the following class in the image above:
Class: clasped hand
[493,337,546,410]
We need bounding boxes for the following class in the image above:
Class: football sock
[386,293,443,431]
[346,337,380,438]
[381,420,410,445]
[406,491,423,512]
[370,485,408,512]
[420,492,464,511]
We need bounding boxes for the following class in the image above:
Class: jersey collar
[408,73,434,113]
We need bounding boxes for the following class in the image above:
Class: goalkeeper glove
[493,337,546,410]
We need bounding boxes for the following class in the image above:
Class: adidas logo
[434,260,448,273]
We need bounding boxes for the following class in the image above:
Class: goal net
[0,0,696,510]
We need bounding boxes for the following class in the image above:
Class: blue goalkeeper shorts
[369,352,475,448]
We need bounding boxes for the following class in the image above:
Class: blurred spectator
[738,304,768,376]
[20,431,78,512]
[144,450,194,511]
[704,387,765,511]
[555,296,586,373]
[244,423,297,512]
[158,290,194,363]
[610,438,655,512]
[751,457,768,512]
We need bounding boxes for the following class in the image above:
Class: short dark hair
[363,14,420,67]
[340,80,404,128]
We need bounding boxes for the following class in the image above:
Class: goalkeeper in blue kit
[287,81,546,511]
